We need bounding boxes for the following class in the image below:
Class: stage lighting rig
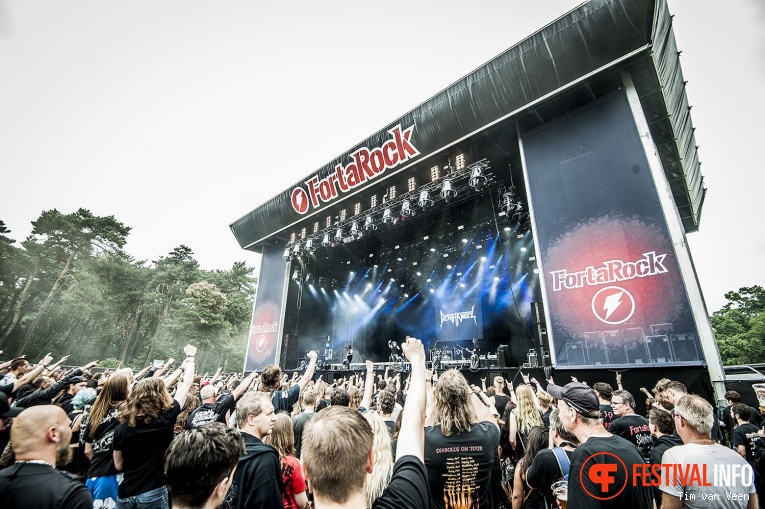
[350,221,361,239]
[364,214,377,231]
[401,199,415,218]
[282,246,292,260]
[418,189,434,209]
[440,180,457,203]
[469,164,488,191]
[321,233,331,248]
[305,238,317,252]
[292,269,301,282]
[334,227,344,242]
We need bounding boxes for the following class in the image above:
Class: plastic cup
[551,480,568,509]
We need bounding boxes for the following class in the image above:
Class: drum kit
[430,343,480,370]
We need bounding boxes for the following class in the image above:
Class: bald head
[12,405,72,465]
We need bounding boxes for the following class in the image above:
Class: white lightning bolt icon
[602,291,624,320]
[296,192,304,208]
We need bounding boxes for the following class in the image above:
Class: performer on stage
[467,339,480,368]
[388,340,403,362]
[344,345,353,367]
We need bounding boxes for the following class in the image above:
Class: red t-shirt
[280,455,307,509]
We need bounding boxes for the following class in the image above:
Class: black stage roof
[231,0,704,251]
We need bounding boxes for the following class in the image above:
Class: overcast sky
[1,0,763,313]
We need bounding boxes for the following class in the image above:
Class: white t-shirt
[660,443,756,508]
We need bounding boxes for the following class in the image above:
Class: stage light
[500,187,520,215]
[334,227,344,242]
[350,221,361,239]
[493,276,500,282]
[462,238,468,243]
[321,233,331,247]
[364,214,377,231]
[282,247,291,260]
[447,264,452,269]
[416,271,421,276]
[397,257,402,262]
[481,256,487,261]
[521,246,527,252]
[460,283,465,288]
[292,243,301,256]
[305,273,313,283]
[292,269,301,282]
[504,226,511,232]
[469,166,487,191]
[305,238,316,252]
[440,180,457,203]
[382,207,394,224]
[404,293,409,298]
[401,199,415,217]
[429,288,435,293]
[430,247,436,252]
[418,190,433,209]
[533,268,539,274]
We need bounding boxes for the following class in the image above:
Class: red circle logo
[291,188,309,214]
[591,286,635,325]
[580,451,628,500]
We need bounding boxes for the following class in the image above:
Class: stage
[231,0,726,404]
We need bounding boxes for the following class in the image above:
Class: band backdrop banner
[435,297,484,343]
[244,246,288,372]
[521,90,703,368]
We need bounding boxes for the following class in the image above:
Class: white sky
[1,0,763,313]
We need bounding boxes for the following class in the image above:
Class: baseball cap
[547,382,600,416]
[69,376,86,384]
[0,392,23,418]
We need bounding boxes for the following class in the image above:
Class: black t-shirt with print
[113,400,181,498]
[569,435,653,509]
[600,403,615,429]
[84,407,122,478]
[732,422,760,463]
[526,447,574,508]
[608,414,653,461]
[187,392,236,429]
[372,455,430,509]
[424,421,500,509]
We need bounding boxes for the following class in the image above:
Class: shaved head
[11,405,72,466]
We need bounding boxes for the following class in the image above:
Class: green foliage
[99,357,122,368]
[711,285,765,365]
[0,211,256,373]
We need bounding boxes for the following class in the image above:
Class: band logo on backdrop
[290,124,420,214]
[436,301,483,342]
[522,91,702,367]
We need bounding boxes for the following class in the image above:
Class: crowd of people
[0,344,764,509]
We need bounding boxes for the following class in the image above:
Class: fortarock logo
[290,124,420,214]
[549,251,668,292]
[591,286,636,325]
[440,306,478,327]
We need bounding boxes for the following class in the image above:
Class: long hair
[263,412,296,460]
[348,385,362,410]
[364,412,394,507]
[432,369,477,436]
[88,370,131,439]
[119,377,173,427]
[174,395,201,435]
[515,384,543,434]
[520,425,549,471]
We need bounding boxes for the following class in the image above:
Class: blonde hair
[263,413,296,459]
[514,384,543,433]
[119,377,173,427]
[432,369,477,436]
[348,385,362,409]
[88,370,131,439]
[363,412,394,507]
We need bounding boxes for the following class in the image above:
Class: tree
[711,285,765,365]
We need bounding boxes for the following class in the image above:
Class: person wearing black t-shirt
[113,345,196,509]
[647,408,683,508]
[301,337,431,509]
[526,408,579,509]
[0,405,92,509]
[260,351,318,414]
[593,382,615,429]
[187,370,256,429]
[608,389,653,462]
[731,403,761,466]
[548,381,652,509]
[82,369,132,507]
